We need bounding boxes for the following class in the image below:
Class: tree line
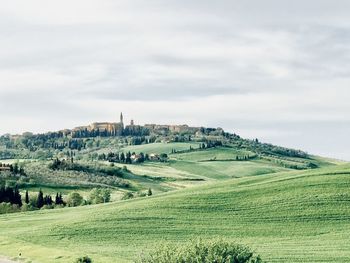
[97,151,168,163]
[98,152,144,164]
[0,185,22,206]
[0,162,26,175]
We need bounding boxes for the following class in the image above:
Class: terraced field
[0,164,349,263]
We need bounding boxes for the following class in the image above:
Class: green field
[172,147,255,161]
[0,141,347,262]
[0,163,350,263]
[1,143,308,202]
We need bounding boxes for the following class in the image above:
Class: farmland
[0,164,349,262]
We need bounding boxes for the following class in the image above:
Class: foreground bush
[0,202,20,214]
[136,239,263,263]
[75,256,92,263]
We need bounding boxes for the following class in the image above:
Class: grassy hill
[0,164,349,262]
[1,141,333,198]
[0,141,341,212]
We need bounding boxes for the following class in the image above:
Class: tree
[122,192,134,200]
[67,192,83,207]
[25,190,29,204]
[55,192,65,206]
[19,167,25,175]
[55,192,60,205]
[120,152,125,163]
[159,153,168,162]
[126,152,132,164]
[44,195,53,206]
[147,188,152,196]
[37,189,44,208]
[89,188,111,204]
[13,163,19,174]
[59,193,64,205]
[138,152,145,163]
[75,256,92,263]
[101,189,111,203]
[13,185,22,207]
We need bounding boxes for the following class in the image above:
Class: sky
[0,0,349,160]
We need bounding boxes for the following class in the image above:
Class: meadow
[4,142,322,198]
[0,163,349,262]
[0,139,347,263]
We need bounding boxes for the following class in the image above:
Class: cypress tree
[55,193,60,205]
[25,190,30,204]
[120,152,125,163]
[13,185,22,207]
[126,152,132,164]
[13,163,19,174]
[44,195,52,205]
[5,186,14,203]
[59,193,64,205]
[37,189,44,208]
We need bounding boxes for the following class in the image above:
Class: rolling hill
[0,125,348,263]
[1,141,338,201]
[0,163,349,262]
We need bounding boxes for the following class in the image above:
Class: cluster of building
[69,113,202,137]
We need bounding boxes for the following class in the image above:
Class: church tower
[120,112,124,124]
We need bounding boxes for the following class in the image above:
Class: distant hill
[0,117,309,162]
[0,119,339,195]
[0,118,348,263]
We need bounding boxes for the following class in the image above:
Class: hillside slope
[0,164,350,262]
[2,141,338,201]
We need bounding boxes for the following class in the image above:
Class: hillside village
[65,112,224,138]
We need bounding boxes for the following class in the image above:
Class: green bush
[122,192,134,200]
[88,188,111,204]
[0,203,20,214]
[136,239,263,263]
[75,256,92,263]
[66,192,84,207]
[21,203,38,212]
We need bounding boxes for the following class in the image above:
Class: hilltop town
[62,113,224,138]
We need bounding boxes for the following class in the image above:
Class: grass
[170,159,290,179]
[0,164,350,262]
[172,147,255,162]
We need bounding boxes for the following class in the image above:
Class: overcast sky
[0,0,349,160]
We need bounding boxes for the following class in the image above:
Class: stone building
[72,112,124,136]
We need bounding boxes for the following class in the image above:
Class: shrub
[66,192,84,207]
[41,204,54,210]
[88,188,111,204]
[21,203,38,212]
[0,203,20,214]
[121,192,134,200]
[137,191,147,197]
[136,239,263,263]
[75,256,92,263]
